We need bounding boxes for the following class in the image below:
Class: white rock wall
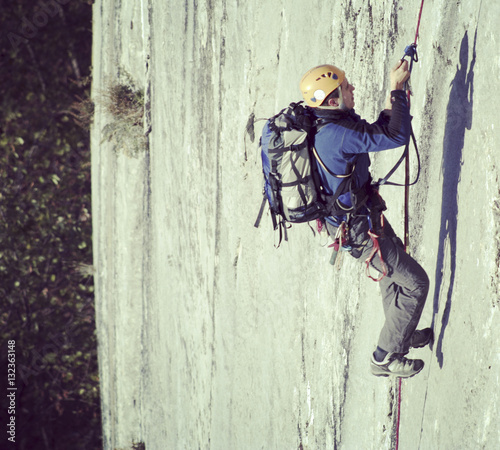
[91,0,500,448]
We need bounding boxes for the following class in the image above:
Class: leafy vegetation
[0,0,100,448]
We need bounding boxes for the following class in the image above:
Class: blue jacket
[313,90,411,224]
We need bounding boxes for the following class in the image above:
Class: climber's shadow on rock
[431,28,476,368]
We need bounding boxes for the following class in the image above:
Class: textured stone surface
[91,1,500,448]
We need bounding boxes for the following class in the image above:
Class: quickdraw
[329,221,348,267]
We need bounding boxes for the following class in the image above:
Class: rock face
[91,1,500,448]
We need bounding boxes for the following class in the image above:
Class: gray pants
[328,216,429,354]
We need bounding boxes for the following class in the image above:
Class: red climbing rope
[413,0,425,44]
[396,377,402,449]
[396,1,426,449]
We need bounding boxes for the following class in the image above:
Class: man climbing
[300,60,432,378]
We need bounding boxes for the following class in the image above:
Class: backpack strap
[275,219,288,248]
[322,176,354,216]
[311,146,355,179]
[254,192,287,247]
[310,145,361,216]
[254,195,267,228]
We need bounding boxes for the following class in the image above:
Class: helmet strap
[316,85,348,111]
[338,86,349,111]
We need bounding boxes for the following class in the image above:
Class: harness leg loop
[365,225,388,282]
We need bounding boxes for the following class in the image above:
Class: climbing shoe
[410,328,433,349]
[370,352,424,378]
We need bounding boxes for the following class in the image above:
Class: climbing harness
[364,215,389,282]
[365,230,388,282]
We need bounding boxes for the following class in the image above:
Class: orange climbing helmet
[300,64,345,107]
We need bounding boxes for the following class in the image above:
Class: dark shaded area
[431,28,477,368]
[0,1,101,448]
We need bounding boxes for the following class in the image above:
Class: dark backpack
[254,102,352,244]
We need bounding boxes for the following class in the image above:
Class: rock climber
[300,60,432,378]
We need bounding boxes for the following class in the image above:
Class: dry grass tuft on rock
[99,76,147,158]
